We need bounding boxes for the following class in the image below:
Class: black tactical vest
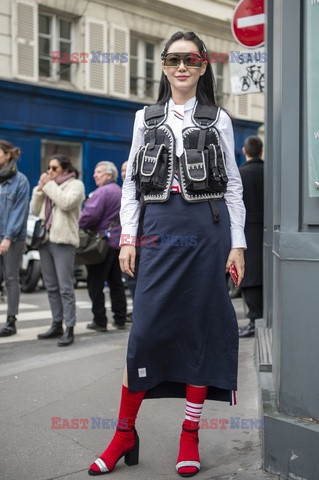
[132,101,228,206]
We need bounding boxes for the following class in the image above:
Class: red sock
[89,385,146,474]
[176,385,208,476]
[117,385,146,430]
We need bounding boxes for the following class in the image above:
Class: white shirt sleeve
[119,108,145,245]
[218,110,247,249]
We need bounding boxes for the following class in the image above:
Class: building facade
[0,0,263,192]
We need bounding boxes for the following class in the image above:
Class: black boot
[38,323,63,339]
[57,327,74,346]
[0,315,17,337]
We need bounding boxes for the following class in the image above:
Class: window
[39,13,72,82]
[130,35,159,99]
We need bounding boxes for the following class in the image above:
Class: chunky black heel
[124,430,139,466]
[88,428,139,475]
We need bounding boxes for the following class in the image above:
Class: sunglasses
[163,52,203,68]
[47,165,58,172]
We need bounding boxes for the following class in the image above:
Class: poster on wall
[306,1,319,197]
[229,48,266,95]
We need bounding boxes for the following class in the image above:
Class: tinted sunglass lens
[164,53,202,67]
[165,55,180,66]
[185,55,202,67]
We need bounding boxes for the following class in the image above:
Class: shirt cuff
[230,228,247,250]
[119,226,139,246]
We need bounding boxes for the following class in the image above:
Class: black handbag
[75,230,109,265]
[75,215,119,265]
[25,214,48,248]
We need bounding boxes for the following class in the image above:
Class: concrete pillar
[259,0,319,478]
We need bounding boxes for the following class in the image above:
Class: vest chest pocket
[180,149,209,192]
[134,143,169,193]
[180,144,228,195]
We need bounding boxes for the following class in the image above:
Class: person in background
[121,161,128,184]
[0,140,30,337]
[0,275,5,302]
[238,136,264,338]
[79,161,127,332]
[30,154,85,346]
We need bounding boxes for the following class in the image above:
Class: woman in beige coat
[30,154,85,346]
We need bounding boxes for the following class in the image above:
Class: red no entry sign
[232,0,265,48]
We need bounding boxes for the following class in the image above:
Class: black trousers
[241,285,263,323]
[86,247,127,327]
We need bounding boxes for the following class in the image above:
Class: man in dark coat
[79,161,127,331]
[238,136,264,337]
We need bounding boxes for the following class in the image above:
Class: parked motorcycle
[20,214,42,293]
[20,249,41,293]
[19,214,88,293]
[20,246,42,293]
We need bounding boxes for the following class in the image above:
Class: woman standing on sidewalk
[30,154,85,346]
[0,140,29,337]
[88,31,246,477]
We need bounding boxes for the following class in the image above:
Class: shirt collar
[168,96,196,112]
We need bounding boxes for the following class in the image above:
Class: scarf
[45,172,76,231]
[0,160,17,183]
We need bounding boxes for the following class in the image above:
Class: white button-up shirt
[120,96,246,249]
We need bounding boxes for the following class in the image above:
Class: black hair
[244,136,263,158]
[157,31,217,106]
[50,154,79,178]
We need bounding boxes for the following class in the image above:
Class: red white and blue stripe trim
[230,390,237,406]
[173,109,184,120]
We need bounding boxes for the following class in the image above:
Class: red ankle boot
[88,427,139,475]
[176,421,200,477]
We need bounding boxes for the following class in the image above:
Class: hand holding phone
[229,264,239,286]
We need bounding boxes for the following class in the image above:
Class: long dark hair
[50,154,79,178]
[157,31,217,106]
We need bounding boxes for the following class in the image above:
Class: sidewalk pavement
[0,298,280,480]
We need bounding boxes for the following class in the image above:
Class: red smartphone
[229,264,238,286]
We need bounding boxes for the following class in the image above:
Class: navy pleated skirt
[127,194,238,403]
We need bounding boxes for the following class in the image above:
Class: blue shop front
[1,79,261,194]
